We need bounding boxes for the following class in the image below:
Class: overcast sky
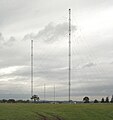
[0,0,113,101]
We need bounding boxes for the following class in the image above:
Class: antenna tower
[54,85,56,103]
[69,9,71,102]
[44,84,46,101]
[31,40,33,98]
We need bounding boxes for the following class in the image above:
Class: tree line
[0,99,30,103]
[83,95,113,103]
[0,95,40,103]
[0,95,113,103]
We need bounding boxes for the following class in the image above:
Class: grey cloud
[72,84,113,97]
[9,66,30,79]
[0,66,30,80]
[23,22,76,43]
[0,33,16,47]
[4,36,16,46]
[75,62,96,70]
[0,94,30,100]
[72,0,113,12]
[82,62,96,68]
[0,33,4,44]
[0,0,36,28]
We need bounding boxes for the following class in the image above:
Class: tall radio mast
[69,9,71,102]
[31,40,33,98]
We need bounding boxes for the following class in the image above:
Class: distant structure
[54,85,56,103]
[31,40,33,99]
[44,84,46,101]
[68,9,71,102]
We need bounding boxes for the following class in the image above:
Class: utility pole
[31,40,33,99]
[69,9,71,102]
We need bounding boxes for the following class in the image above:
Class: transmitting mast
[69,9,71,102]
[31,40,33,98]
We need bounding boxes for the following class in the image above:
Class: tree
[83,96,89,103]
[31,95,39,103]
[105,97,109,103]
[7,99,15,103]
[16,100,24,103]
[94,99,99,103]
[101,98,104,103]
[1,99,7,103]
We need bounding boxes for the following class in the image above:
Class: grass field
[0,103,113,120]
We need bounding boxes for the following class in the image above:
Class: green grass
[0,103,113,120]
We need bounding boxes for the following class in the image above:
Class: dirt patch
[49,114,63,120]
[36,112,64,120]
[36,113,49,120]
